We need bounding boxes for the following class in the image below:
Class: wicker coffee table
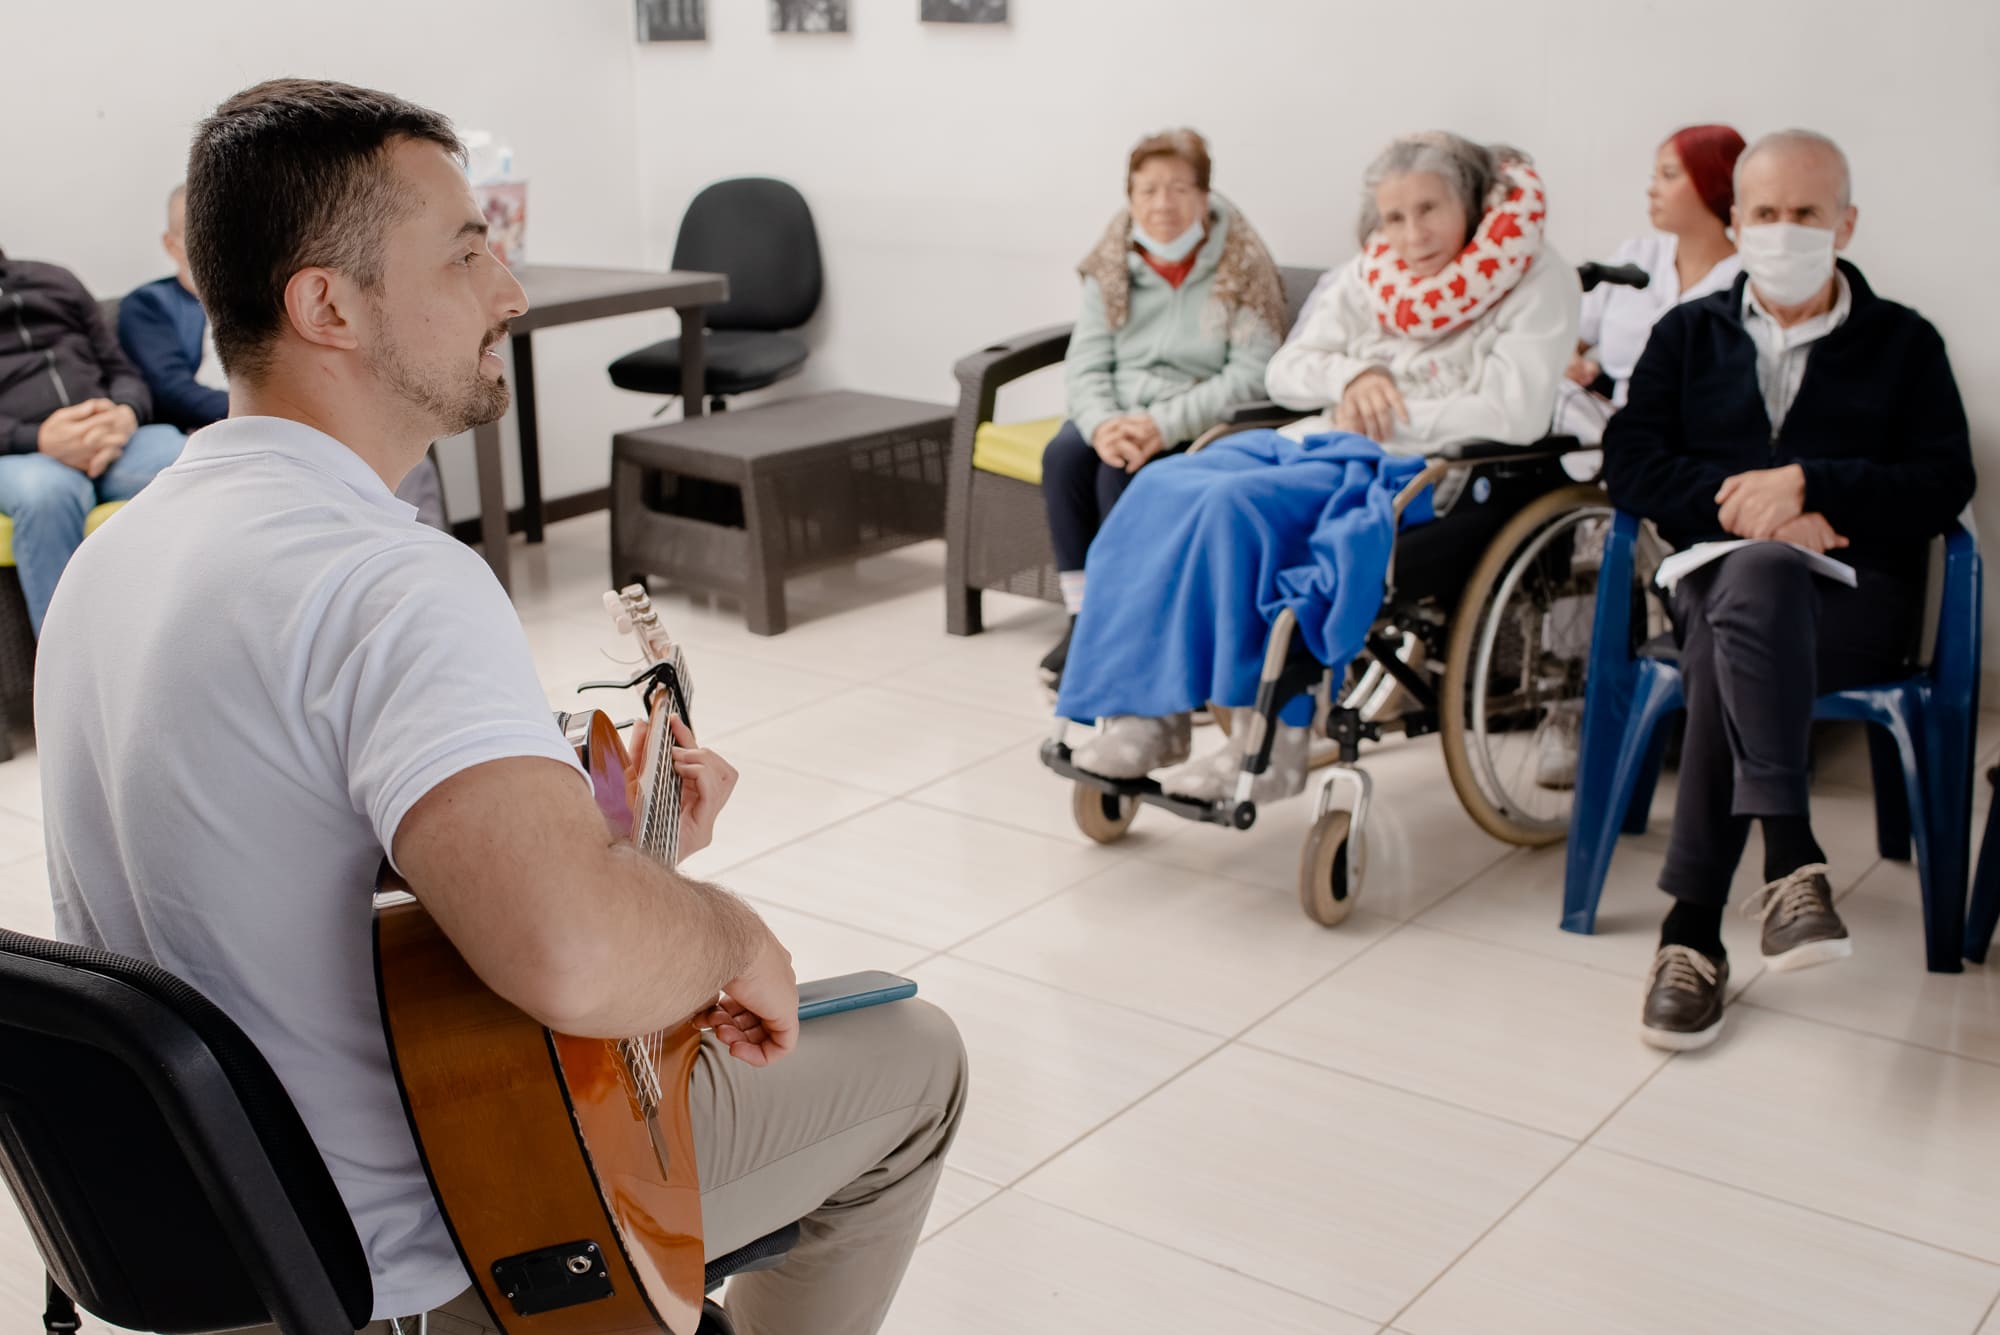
[610,391,953,634]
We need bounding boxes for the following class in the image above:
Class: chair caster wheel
[1072,783,1138,844]
[1299,808,1365,926]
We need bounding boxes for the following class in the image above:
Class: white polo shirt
[37,416,584,1318]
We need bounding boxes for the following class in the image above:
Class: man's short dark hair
[185,79,463,379]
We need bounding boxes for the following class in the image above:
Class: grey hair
[1734,129,1852,209]
[1357,132,1514,248]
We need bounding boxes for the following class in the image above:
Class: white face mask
[1132,217,1206,264]
[1737,222,1837,308]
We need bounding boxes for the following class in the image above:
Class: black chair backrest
[1276,266,1323,335]
[672,177,823,333]
[0,930,371,1335]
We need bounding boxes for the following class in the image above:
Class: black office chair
[609,177,823,413]
[1,929,796,1335]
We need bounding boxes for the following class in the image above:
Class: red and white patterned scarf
[1361,157,1548,342]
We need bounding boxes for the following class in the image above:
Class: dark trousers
[1041,419,1176,573]
[1659,544,1918,904]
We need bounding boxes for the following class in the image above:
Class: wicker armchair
[943,265,1325,635]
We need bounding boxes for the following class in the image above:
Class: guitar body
[377,597,709,1335]
[377,890,704,1335]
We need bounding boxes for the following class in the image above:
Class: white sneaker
[1072,714,1192,780]
[1158,708,1310,803]
[1535,700,1583,790]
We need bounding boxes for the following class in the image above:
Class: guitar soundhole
[492,1239,614,1316]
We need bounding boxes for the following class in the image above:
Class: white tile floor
[3,512,1999,1335]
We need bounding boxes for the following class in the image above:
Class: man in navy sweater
[1606,130,1975,1051]
[116,184,229,433]
[120,184,449,528]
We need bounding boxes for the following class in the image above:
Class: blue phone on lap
[796,971,918,1021]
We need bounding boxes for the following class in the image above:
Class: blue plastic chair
[1968,769,2000,964]
[1562,513,1982,973]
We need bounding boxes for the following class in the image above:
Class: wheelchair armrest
[1429,435,1588,464]
[1220,398,1298,427]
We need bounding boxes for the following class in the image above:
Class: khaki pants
[261,998,967,1335]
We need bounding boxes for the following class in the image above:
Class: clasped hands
[37,399,138,479]
[1090,413,1167,473]
[1715,463,1846,554]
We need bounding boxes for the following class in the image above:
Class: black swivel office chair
[0,929,795,1335]
[608,177,823,413]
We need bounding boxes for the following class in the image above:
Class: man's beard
[367,319,511,437]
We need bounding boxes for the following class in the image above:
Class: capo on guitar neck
[579,661,692,728]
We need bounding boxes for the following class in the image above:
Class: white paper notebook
[1654,539,1858,593]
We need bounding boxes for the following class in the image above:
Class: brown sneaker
[1743,863,1850,973]
[1640,945,1729,1051]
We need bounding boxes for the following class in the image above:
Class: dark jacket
[1604,261,1974,586]
[0,248,152,454]
[118,275,228,433]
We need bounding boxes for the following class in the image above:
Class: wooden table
[472,264,729,593]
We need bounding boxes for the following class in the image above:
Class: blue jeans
[0,423,186,634]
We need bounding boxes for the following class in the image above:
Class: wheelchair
[1041,261,1662,927]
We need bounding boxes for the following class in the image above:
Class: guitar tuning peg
[602,591,624,616]
[613,614,634,635]
[620,584,647,601]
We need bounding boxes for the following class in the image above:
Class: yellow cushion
[971,417,1064,487]
[0,501,126,567]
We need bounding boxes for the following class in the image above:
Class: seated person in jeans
[0,246,185,635]
[119,182,449,528]
[1061,131,1577,802]
[1604,130,1975,1052]
[1038,127,1286,687]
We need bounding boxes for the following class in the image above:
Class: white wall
[7,1,1999,650]
[633,0,2000,650]
[0,0,657,521]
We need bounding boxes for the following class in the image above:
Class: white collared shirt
[37,416,584,1318]
[1743,271,1852,435]
[1579,233,1742,403]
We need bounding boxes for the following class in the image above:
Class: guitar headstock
[603,585,674,667]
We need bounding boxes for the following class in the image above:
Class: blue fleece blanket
[1055,429,1432,727]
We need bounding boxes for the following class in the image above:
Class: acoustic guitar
[374,586,709,1335]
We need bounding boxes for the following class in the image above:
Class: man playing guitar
[36,78,966,1335]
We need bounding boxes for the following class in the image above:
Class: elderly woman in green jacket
[1039,128,1287,687]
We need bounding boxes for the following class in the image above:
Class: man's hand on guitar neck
[625,716,740,859]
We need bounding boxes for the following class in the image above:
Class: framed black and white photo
[770,0,848,32]
[636,0,706,41]
[921,0,1007,22]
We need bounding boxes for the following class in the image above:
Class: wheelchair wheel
[1299,808,1365,926]
[1072,783,1138,844]
[1440,484,1613,848]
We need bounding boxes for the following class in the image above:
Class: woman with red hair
[1557,124,1746,443]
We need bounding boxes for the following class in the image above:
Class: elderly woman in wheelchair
[1045,131,1639,920]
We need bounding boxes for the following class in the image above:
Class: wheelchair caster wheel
[1072,784,1138,844]
[1299,808,1365,926]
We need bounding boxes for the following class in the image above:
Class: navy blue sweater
[117,276,229,432]
[1604,261,1974,587]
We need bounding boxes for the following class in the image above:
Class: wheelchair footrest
[1040,739,1255,830]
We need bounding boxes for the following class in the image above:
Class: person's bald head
[1732,130,1856,234]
